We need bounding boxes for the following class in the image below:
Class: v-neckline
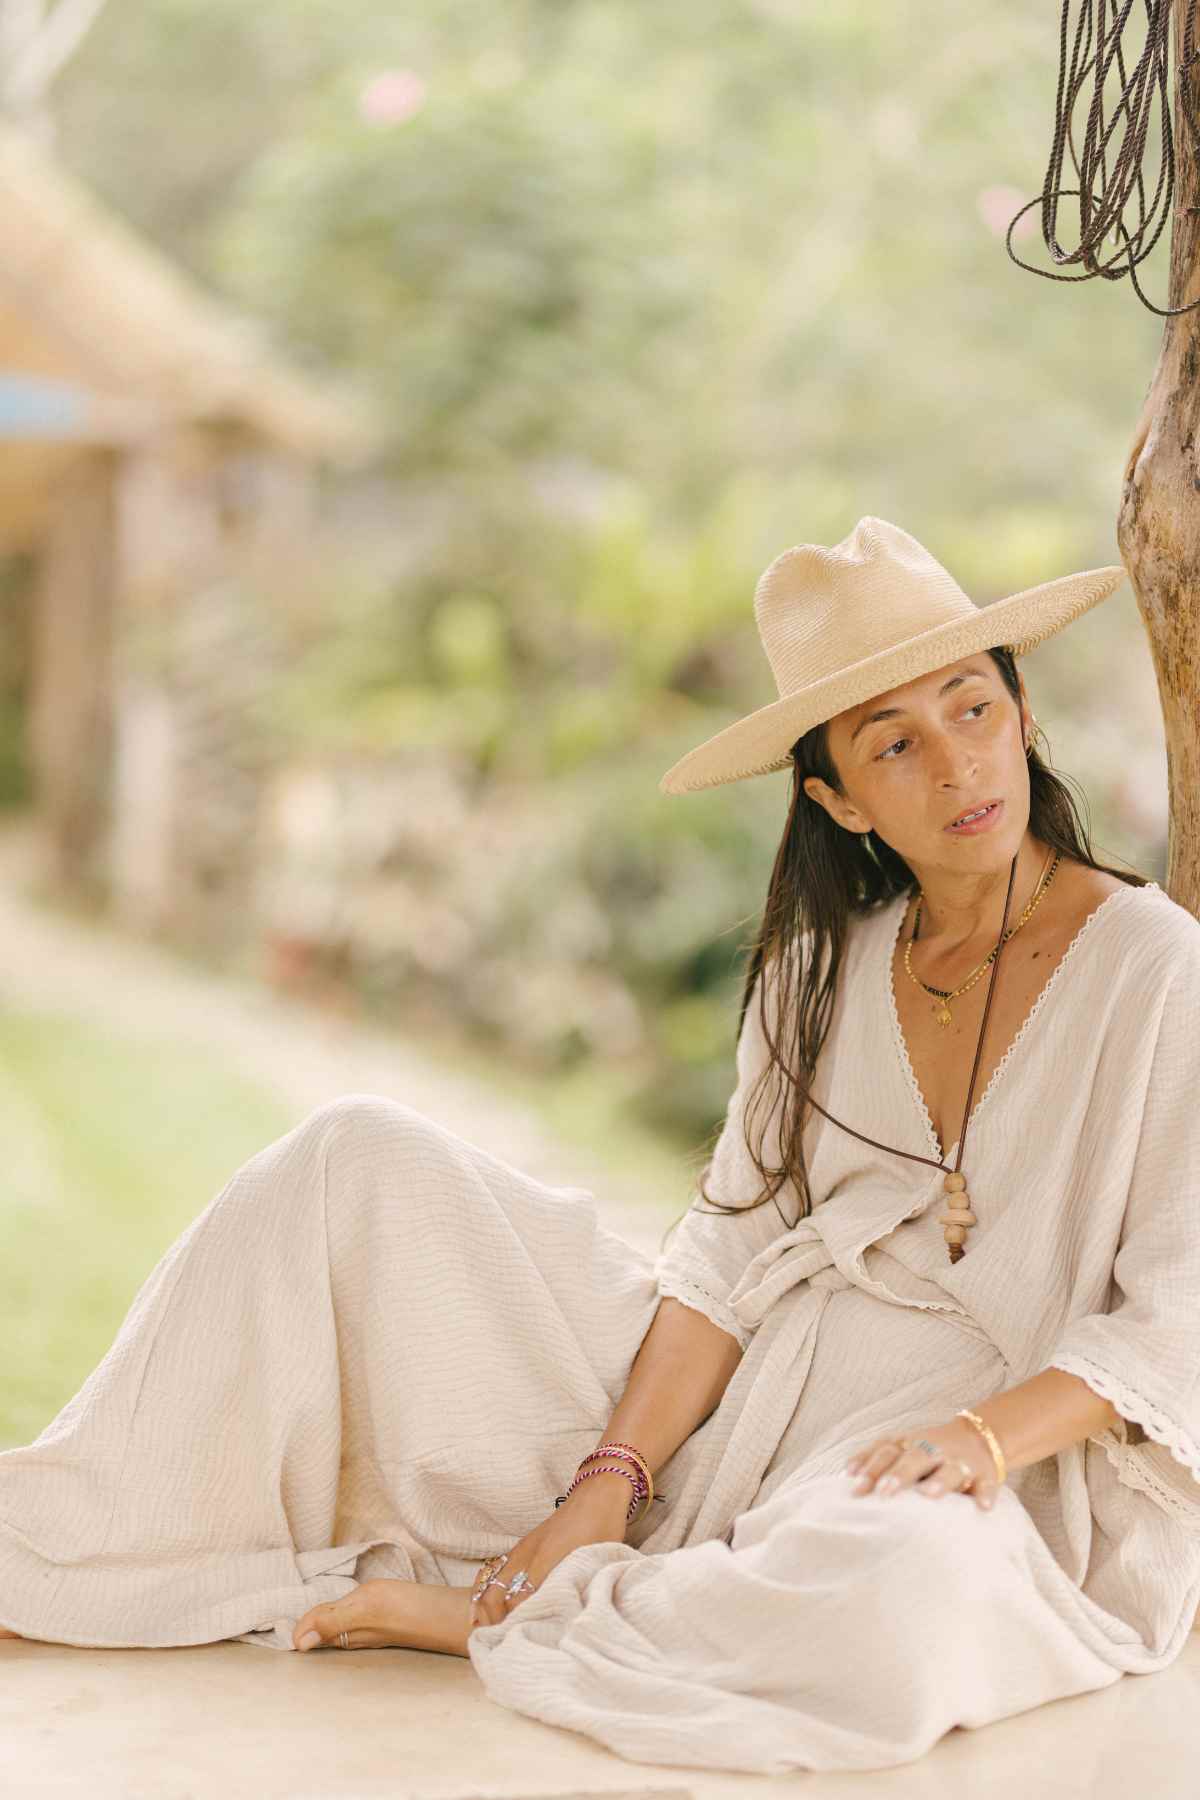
[882,878,1154,1168]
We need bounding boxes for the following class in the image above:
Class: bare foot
[292,1578,475,1657]
[0,1628,23,1641]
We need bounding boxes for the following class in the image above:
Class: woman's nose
[930,737,978,785]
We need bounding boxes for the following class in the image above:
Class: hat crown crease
[755,518,973,700]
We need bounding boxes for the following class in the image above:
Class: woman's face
[803,655,1035,872]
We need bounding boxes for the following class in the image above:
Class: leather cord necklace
[799,838,1058,1264]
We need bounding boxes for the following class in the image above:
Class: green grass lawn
[0,1011,295,1449]
[0,1003,693,1452]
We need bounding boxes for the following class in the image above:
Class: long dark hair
[660,644,1153,1249]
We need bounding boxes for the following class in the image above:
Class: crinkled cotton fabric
[1,878,1198,1775]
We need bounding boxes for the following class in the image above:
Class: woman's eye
[876,701,991,761]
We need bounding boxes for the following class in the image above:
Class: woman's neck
[909,836,1056,951]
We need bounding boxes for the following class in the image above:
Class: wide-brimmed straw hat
[658,515,1128,796]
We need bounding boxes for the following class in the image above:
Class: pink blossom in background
[976,183,1037,240]
[359,70,427,126]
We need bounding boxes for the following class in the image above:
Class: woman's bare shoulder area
[1069,860,1200,980]
[1055,858,1128,913]
[1053,858,1160,925]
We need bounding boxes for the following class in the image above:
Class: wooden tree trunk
[1117,4,1200,916]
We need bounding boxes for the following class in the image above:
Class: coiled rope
[1006,0,1200,316]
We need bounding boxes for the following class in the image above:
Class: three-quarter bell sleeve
[1045,938,1200,1522]
[653,957,795,1353]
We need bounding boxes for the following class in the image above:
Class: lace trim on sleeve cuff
[655,1271,753,1353]
[1047,1350,1200,1475]
[1093,1431,1200,1531]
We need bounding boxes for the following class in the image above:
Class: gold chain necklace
[904,850,1061,1027]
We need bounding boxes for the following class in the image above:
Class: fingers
[913,1458,997,1509]
[845,1441,995,1508]
[469,1556,517,1631]
[845,1441,909,1492]
[470,1585,507,1630]
[474,1576,537,1627]
[469,1552,541,1632]
[468,1553,508,1631]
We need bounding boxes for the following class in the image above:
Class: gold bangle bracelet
[956,1408,1007,1483]
[613,1449,654,1508]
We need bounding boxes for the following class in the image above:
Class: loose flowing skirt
[0,1096,1150,1774]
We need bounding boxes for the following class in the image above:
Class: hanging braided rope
[1006,0,1200,315]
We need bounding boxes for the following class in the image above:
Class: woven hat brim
[658,562,1127,796]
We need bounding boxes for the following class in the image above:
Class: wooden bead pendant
[940,1170,976,1263]
[901,853,1062,1263]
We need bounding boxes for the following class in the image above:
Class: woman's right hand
[468,1474,633,1633]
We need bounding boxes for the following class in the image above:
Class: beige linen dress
[2,878,1199,1775]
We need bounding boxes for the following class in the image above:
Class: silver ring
[338,1629,350,1650]
[503,1569,536,1603]
[908,1437,975,1487]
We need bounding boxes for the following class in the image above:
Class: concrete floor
[3,1634,1200,1799]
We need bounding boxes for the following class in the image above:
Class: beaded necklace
[905,849,1060,1027]
[801,847,1060,1263]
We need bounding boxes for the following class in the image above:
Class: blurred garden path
[0,816,676,1259]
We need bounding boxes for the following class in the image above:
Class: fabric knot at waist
[726,1220,842,1331]
[807,1265,853,1293]
[724,1181,990,1342]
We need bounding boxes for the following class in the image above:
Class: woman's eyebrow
[848,669,988,746]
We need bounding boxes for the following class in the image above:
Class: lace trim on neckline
[883,880,1156,1167]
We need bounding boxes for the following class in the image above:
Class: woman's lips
[946,798,1004,835]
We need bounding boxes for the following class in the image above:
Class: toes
[294,1596,356,1652]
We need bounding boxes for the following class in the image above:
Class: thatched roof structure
[0,123,380,549]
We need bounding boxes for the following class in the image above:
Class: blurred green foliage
[44,1,1170,1152]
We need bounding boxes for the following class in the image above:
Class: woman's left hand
[843,1416,1001,1511]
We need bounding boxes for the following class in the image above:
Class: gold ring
[471,1553,508,1602]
